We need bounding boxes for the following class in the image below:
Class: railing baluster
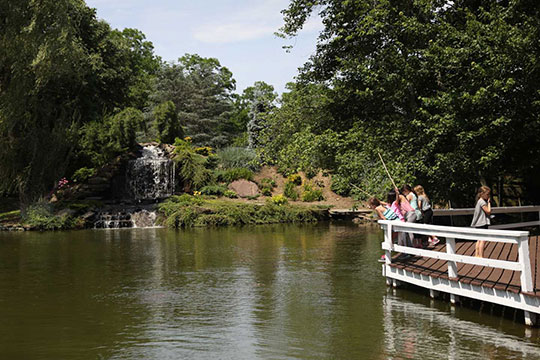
[446,237,458,279]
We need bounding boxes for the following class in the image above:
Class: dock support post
[518,235,535,326]
[383,223,393,287]
[524,312,537,327]
[392,279,400,288]
[450,294,459,305]
[429,289,439,299]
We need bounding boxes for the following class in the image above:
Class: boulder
[228,180,260,198]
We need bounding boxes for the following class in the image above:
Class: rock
[228,180,260,198]
[50,194,58,203]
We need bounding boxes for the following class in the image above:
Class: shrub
[173,139,213,190]
[284,181,299,200]
[205,154,220,169]
[200,185,227,196]
[261,187,272,196]
[194,146,213,156]
[24,203,75,230]
[302,183,324,202]
[215,168,254,183]
[217,147,259,171]
[109,107,144,150]
[223,190,238,198]
[269,194,288,206]
[72,167,95,183]
[288,174,302,185]
[258,177,276,196]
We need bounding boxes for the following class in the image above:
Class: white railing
[378,220,533,294]
[433,205,540,229]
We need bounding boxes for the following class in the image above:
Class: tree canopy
[268,0,540,205]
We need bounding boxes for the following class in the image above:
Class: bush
[24,203,75,230]
[288,174,302,185]
[269,194,288,206]
[200,185,227,196]
[302,182,324,202]
[217,147,259,171]
[109,107,144,150]
[223,190,237,198]
[215,168,254,183]
[194,146,213,156]
[205,154,220,169]
[284,181,299,200]
[173,139,213,190]
[261,187,272,196]
[258,177,277,196]
[72,167,95,183]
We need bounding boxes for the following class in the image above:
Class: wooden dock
[379,215,540,326]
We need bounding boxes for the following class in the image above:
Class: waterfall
[127,145,175,200]
[94,209,159,229]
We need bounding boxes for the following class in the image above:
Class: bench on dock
[379,214,540,326]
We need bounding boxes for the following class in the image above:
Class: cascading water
[126,145,175,200]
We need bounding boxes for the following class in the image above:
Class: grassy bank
[158,195,328,228]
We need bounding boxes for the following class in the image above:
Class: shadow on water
[0,223,539,359]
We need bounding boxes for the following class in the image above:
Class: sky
[85,0,323,94]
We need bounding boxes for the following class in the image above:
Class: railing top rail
[378,220,529,243]
[433,205,540,216]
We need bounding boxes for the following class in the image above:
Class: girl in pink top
[387,187,418,247]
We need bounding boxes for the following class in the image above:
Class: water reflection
[0,224,539,359]
[382,294,540,359]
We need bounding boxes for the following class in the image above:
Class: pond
[0,223,539,359]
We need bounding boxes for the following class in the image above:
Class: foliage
[23,203,75,230]
[0,0,159,203]
[288,174,302,185]
[266,1,540,205]
[268,194,288,206]
[151,54,236,147]
[247,81,277,149]
[215,168,254,183]
[216,147,259,171]
[284,181,299,201]
[223,190,238,198]
[301,183,324,202]
[194,146,213,156]
[258,177,276,196]
[153,101,182,144]
[158,197,318,228]
[173,139,213,191]
[199,185,228,196]
[72,168,96,183]
[0,210,21,222]
[108,108,144,150]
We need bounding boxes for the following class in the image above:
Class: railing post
[385,223,393,266]
[446,237,459,304]
[518,235,536,326]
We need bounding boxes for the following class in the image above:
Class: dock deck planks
[389,235,540,297]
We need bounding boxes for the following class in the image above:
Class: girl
[368,197,399,221]
[471,186,491,257]
[414,185,439,245]
[401,184,422,222]
[388,188,417,247]
[368,197,399,262]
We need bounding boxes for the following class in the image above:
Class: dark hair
[387,189,397,204]
[368,197,380,208]
[400,184,415,195]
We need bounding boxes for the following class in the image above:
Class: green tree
[151,54,236,147]
[153,101,183,144]
[275,0,540,204]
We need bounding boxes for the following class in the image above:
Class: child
[471,186,491,257]
[368,197,399,221]
[388,188,417,247]
[401,184,422,222]
[368,197,399,262]
[414,185,439,245]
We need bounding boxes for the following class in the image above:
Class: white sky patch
[193,23,276,43]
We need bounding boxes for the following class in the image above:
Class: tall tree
[152,54,236,147]
[275,0,540,204]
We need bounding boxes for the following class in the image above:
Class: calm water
[0,223,539,359]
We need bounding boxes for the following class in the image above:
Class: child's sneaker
[429,237,440,246]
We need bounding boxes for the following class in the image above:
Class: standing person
[401,184,422,222]
[471,186,492,257]
[388,188,418,247]
[414,185,439,245]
